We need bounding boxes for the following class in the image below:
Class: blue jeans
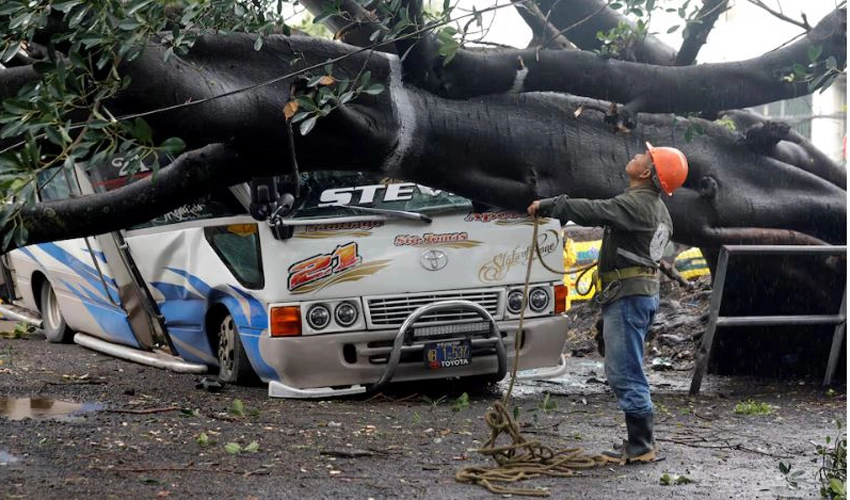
[602,294,659,418]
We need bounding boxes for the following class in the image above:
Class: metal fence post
[824,287,847,386]
[689,248,729,396]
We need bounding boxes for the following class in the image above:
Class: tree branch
[15,144,272,251]
[512,0,574,50]
[534,0,677,64]
[722,109,846,189]
[298,0,385,49]
[398,7,846,115]
[746,0,812,31]
[674,0,730,66]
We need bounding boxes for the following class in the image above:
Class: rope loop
[456,216,605,497]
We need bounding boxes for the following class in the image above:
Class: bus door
[75,160,170,352]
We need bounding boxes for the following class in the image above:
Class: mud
[0,324,844,500]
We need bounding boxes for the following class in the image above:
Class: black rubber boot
[599,414,656,464]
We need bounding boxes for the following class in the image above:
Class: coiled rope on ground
[455,216,605,497]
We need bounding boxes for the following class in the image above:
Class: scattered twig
[93,465,238,474]
[41,379,107,386]
[104,407,182,414]
[657,436,793,459]
[320,449,376,458]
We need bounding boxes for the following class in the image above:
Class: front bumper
[261,301,569,398]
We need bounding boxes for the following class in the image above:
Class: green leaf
[296,96,319,112]
[134,118,152,143]
[666,25,680,34]
[2,100,29,115]
[14,224,28,248]
[224,442,242,454]
[1,42,21,64]
[197,432,210,446]
[159,137,185,155]
[660,473,672,485]
[363,84,384,96]
[118,18,142,30]
[792,63,807,77]
[51,1,83,14]
[807,44,823,63]
[254,36,264,51]
[291,112,311,124]
[244,441,260,453]
[299,115,317,136]
[126,0,155,16]
[231,398,245,416]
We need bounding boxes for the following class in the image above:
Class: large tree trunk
[5,34,843,254]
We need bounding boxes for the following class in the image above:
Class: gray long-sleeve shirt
[538,184,673,301]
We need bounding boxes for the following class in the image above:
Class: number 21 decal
[288,242,362,291]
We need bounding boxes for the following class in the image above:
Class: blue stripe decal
[38,242,119,303]
[167,326,216,365]
[216,295,276,381]
[58,278,138,347]
[151,282,204,302]
[18,247,38,264]
[229,285,267,329]
[165,267,212,296]
[158,269,275,379]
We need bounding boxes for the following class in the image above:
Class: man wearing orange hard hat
[528,141,688,464]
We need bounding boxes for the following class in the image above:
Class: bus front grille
[364,289,502,329]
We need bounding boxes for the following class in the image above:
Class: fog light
[334,302,358,327]
[507,290,525,314]
[529,287,549,312]
[306,304,331,330]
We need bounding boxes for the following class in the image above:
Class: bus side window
[203,224,264,290]
[37,168,80,202]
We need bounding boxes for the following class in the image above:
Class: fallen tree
[0,0,844,256]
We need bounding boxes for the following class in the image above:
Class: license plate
[425,339,471,370]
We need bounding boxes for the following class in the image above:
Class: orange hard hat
[646,142,688,196]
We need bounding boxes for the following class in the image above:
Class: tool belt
[591,266,658,307]
[599,266,658,284]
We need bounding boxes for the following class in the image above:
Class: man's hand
[527,200,540,216]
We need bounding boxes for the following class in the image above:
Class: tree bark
[533,0,678,64]
[396,7,845,113]
[1,30,845,254]
[674,0,729,66]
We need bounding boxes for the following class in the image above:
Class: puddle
[0,450,20,465]
[512,357,697,396]
[0,397,103,421]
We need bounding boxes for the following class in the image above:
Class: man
[527,142,688,464]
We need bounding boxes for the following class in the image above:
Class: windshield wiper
[339,205,432,223]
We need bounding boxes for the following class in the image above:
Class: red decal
[287,242,362,291]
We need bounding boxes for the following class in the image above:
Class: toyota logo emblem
[420,250,448,271]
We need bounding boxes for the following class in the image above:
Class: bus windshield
[291,171,472,218]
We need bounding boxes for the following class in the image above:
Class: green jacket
[538,184,673,302]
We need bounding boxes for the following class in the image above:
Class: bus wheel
[217,313,255,384]
[40,282,73,343]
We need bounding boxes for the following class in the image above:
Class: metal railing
[689,245,846,395]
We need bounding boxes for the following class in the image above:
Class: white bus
[0,159,570,398]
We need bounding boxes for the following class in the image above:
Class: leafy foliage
[817,420,847,499]
[733,399,772,416]
[0,0,286,249]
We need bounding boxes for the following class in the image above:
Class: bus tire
[39,282,73,343]
[216,313,255,384]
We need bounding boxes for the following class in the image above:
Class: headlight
[507,290,525,314]
[306,304,331,330]
[334,302,358,327]
[529,287,550,312]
